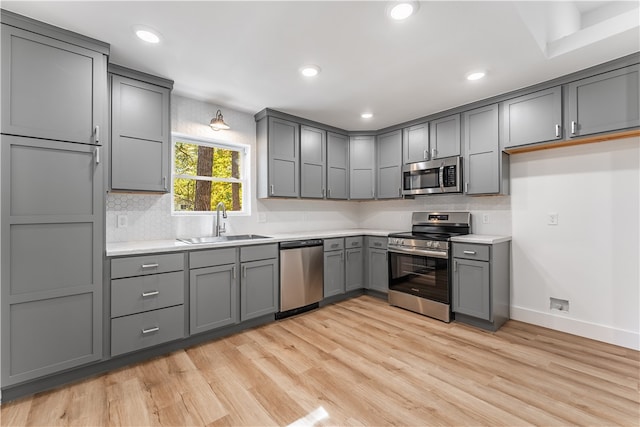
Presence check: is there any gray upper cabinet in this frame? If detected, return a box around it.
[377,130,403,199]
[463,104,508,195]
[110,68,173,192]
[326,132,349,200]
[430,114,461,158]
[503,87,562,148]
[403,122,429,164]
[300,125,326,199]
[1,24,106,145]
[267,117,300,197]
[349,135,376,199]
[567,65,640,138]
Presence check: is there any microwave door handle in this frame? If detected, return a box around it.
[439,164,445,192]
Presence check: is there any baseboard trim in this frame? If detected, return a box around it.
[510,306,639,350]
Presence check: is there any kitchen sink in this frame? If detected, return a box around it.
[177,234,271,244]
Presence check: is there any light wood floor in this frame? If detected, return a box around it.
[2,295,639,426]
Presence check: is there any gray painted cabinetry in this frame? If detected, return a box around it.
[403,122,429,164]
[110,66,173,192]
[567,65,639,138]
[257,117,300,198]
[326,132,349,199]
[430,114,461,158]
[1,12,107,387]
[503,87,562,148]
[300,125,327,198]
[365,237,388,293]
[239,244,279,321]
[324,238,345,297]
[377,130,403,199]
[345,237,364,291]
[349,135,376,199]
[452,241,510,331]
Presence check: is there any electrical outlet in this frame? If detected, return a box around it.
[550,297,569,312]
[117,214,128,228]
[482,214,490,224]
[548,212,559,225]
[257,212,267,223]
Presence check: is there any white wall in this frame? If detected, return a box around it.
[510,137,640,350]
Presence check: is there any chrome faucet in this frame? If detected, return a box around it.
[215,202,227,236]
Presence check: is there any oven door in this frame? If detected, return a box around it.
[388,249,450,304]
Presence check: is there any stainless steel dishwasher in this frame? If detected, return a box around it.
[276,239,324,319]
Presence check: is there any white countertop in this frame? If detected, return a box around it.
[106,228,398,257]
[450,234,512,244]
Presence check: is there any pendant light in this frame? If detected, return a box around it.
[210,109,230,131]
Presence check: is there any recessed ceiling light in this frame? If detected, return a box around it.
[300,65,321,77]
[466,71,486,81]
[388,1,419,21]
[135,27,161,44]
[361,112,373,119]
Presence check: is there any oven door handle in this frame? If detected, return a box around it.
[388,247,449,259]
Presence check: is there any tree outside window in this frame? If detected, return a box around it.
[172,134,247,213]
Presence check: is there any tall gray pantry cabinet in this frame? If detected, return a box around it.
[1,11,108,387]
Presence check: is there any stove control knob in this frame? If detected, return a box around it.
[426,241,433,248]
[432,242,440,249]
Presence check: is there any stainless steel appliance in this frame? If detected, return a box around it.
[387,212,471,322]
[402,156,462,196]
[276,239,324,319]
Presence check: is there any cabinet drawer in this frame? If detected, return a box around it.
[190,247,237,269]
[453,243,490,261]
[367,236,388,250]
[324,238,344,251]
[111,253,184,279]
[111,271,184,318]
[240,244,278,262]
[345,236,363,248]
[111,305,184,356]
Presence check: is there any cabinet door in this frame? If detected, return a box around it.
[111,74,170,192]
[240,259,278,321]
[403,122,429,164]
[1,136,103,386]
[567,65,640,137]
[189,264,238,334]
[430,114,461,158]
[268,117,299,197]
[452,258,491,321]
[368,249,389,292]
[345,248,364,291]
[326,132,349,199]
[300,125,326,198]
[349,136,375,199]
[324,250,345,297]
[1,25,105,145]
[377,130,403,199]
[463,104,500,195]
[503,87,562,148]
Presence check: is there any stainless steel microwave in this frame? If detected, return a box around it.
[402,156,462,195]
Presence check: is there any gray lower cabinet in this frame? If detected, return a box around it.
[349,135,376,199]
[110,252,185,356]
[1,136,104,386]
[300,125,326,198]
[189,248,239,334]
[503,86,563,148]
[110,66,173,192]
[567,64,640,138]
[430,113,461,159]
[326,132,349,199]
[257,116,300,198]
[324,238,345,297]
[345,237,364,291]
[365,237,388,293]
[403,122,429,164]
[377,130,403,199]
[240,244,279,321]
[463,104,509,195]
[1,18,107,145]
[452,241,510,331]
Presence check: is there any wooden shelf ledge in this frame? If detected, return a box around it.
[505,129,640,154]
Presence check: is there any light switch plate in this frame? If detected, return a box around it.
[482,214,490,224]
[548,212,558,225]
[117,214,128,228]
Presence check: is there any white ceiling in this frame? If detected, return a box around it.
[2,1,639,130]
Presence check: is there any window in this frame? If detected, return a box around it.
[172,132,249,214]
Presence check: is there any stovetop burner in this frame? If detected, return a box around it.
[388,211,471,253]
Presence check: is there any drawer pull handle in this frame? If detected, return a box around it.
[331,244,339,248]
[463,250,476,255]
[142,290,160,297]
[141,263,159,269]
[374,242,382,247]
[142,326,159,334]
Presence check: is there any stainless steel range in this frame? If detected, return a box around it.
[387,212,471,322]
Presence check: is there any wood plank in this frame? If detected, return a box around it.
[504,129,640,154]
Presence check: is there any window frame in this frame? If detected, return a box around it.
[171,131,251,216]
